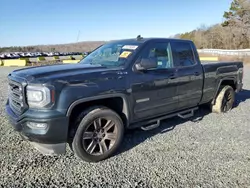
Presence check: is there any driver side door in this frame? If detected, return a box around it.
[129,40,179,121]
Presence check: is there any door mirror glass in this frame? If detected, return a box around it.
[135,57,158,70]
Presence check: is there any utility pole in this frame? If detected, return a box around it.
[76,30,81,43]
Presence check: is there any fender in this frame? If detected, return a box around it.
[212,77,237,104]
[66,93,131,127]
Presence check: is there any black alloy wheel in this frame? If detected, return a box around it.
[212,85,235,113]
[82,118,118,155]
[72,106,124,162]
[221,88,234,112]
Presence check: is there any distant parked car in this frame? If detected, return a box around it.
[47,52,54,57]
[0,54,6,59]
[6,53,20,59]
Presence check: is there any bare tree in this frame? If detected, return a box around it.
[222,0,250,48]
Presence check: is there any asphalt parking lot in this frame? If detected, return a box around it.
[0,66,250,187]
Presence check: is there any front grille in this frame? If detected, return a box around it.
[8,79,26,114]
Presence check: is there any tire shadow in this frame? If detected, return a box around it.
[234,89,250,107]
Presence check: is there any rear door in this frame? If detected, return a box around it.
[170,41,203,109]
[130,40,179,121]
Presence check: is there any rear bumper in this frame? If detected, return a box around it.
[5,104,69,155]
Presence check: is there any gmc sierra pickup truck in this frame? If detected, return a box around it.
[6,37,244,162]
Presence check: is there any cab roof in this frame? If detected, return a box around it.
[108,36,193,44]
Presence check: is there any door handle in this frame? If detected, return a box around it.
[169,74,177,79]
[194,72,200,76]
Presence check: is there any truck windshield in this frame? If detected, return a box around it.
[79,41,141,67]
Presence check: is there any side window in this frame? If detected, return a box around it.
[171,42,196,67]
[138,42,173,69]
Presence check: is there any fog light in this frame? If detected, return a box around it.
[26,122,48,130]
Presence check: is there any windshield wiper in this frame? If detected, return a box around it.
[89,62,107,68]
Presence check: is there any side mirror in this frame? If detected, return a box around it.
[135,58,157,70]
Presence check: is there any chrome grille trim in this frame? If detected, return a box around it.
[8,79,26,114]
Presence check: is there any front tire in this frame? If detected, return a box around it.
[72,106,124,162]
[211,85,235,113]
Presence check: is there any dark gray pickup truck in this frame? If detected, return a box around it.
[5,37,244,162]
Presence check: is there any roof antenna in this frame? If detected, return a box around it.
[137,35,143,40]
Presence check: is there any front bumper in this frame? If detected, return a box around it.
[5,104,69,155]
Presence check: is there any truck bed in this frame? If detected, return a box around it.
[200,61,244,104]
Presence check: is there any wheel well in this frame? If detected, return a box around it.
[212,79,237,105]
[67,97,128,140]
[220,79,236,90]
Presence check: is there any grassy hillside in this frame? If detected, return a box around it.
[0,41,105,53]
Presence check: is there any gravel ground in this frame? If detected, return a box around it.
[0,66,250,188]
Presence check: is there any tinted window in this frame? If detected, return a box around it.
[137,42,173,69]
[171,41,196,67]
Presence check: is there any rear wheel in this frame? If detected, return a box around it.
[72,106,124,162]
[211,85,235,113]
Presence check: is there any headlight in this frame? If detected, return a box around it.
[26,85,54,108]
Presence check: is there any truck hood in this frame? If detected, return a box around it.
[10,63,121,84]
